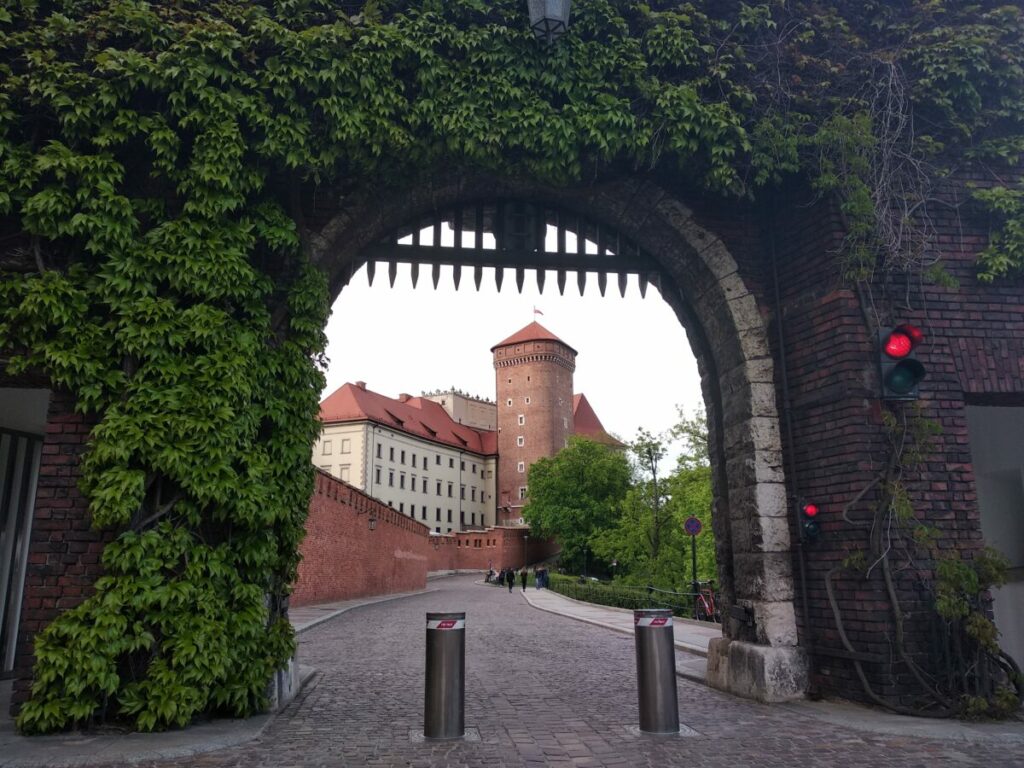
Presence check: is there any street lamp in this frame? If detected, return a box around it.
[527,0,571,45]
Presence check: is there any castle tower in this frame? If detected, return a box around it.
[491,321,577,524]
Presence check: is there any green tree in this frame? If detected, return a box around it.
[523,437,630,574]
[590,409,716,589]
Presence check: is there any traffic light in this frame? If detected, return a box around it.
[800,502,821,544]
[879,324,926,400]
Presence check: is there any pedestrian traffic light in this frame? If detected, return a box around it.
[879,324,926,400]
[800,502,821,544]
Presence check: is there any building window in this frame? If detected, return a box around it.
[340,465,350,482]
[460,511,465,524]
[435,455,441,465]
[422,506,427,520]
[435,527,441,534]
[460,485,465,500]
[517,461,525,473]
[422,478,427,493]
[447,483,453,497]
[518,414,525,426]
[436,480,442,495]
[436,508,441,521]
[399,502,404,513]
[423,457,428,470]
[460,460,465,471]
[375,467,381,484]
[411,452,416,465]
[563,417,568,429]
[341,438,351,454]
[389,446,395,461]
[377,444,382,459]
[399,473,405,489]
[472,463,477,474]
[449,457,454,468]
[471,487,476,501]
[519,486,528,499]
[322,440,332,455]
[446,527,452,534]
[471,513,476,526]
[516,436,525,447]
[447,509,452,522]
[388,471,394,487]
[525,396,531,405]
[400,449,406,464]
[318,464,331,473]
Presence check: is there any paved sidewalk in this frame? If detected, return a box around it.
[2,576,1022,768]
[518,585,718,682]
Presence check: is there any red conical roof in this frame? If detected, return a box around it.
[490,321,577,354]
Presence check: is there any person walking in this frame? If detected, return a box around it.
[520,568,528,592]
[506,568,514,593]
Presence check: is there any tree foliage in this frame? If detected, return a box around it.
[0,0,1022,731]
[522,436,631,574]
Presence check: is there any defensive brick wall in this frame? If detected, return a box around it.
[425,526,560,574]
[291,470,430,606]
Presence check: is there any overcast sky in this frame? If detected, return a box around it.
[322,263,704,454]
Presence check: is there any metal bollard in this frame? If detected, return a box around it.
[424,611,465,740]
[634,608,679,733]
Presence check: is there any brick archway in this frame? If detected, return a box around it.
[307,173,807,702]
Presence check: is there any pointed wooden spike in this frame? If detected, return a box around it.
[557,270,567,295]
[639,272,649,298]
[536,269,546,294]
[388,261,398,288]
[577,270,587,296]
[432,263,441,289]
[597,272,607,297]
[366,260,376,286]
[618,272,628,298]
[515,267,525,293]
[410,262,420,288]
[495,267,504,292]
[452,264,462,290]
[474,265,483,291]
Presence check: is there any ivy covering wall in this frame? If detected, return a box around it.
[0,0,1022,732]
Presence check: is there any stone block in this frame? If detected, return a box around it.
[706,639,808,703]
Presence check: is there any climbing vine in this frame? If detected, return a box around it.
[1,0,1022,731]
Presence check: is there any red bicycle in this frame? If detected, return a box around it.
[692,580,721,623]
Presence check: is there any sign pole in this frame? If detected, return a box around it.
[683,516,702,619]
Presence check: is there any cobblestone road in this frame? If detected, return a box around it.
[129,576,1019,768]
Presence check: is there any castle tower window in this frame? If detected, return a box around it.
[517,461,525,473]
[518,414,525,425]
[516,436,525,447]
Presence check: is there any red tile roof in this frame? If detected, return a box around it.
[320,382,497,456]
[490,321,578,355]
[573,393,624,447]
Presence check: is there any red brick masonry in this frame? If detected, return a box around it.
[291,470,559,607]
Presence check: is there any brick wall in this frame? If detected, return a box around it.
[765,177,1024,705]
[10,391,111,712]
[291,470,431,606]
[425,526,560,573]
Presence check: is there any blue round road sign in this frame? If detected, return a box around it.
[684,516,702,536]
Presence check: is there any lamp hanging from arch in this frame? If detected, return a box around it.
[527,0,571,45]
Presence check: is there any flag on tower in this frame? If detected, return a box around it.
[533,307,544,316]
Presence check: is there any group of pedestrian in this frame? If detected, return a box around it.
[487,565,551,592]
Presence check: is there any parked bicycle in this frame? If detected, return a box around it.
[692,580,721,623]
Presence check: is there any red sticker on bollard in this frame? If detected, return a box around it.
[426,618,465,630]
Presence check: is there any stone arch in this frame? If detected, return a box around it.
[305,172,807,701]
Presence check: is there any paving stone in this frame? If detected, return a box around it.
[75,576,1023,768]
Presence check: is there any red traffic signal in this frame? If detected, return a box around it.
[879,324,926,400]
[799,501,821,543]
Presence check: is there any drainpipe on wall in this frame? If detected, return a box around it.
[767,211,817,693]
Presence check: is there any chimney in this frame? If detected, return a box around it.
[398,393,412,403]
[354,381,367,390]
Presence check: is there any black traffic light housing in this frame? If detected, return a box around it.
[879,324,926,400]
[799,501,821,544]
